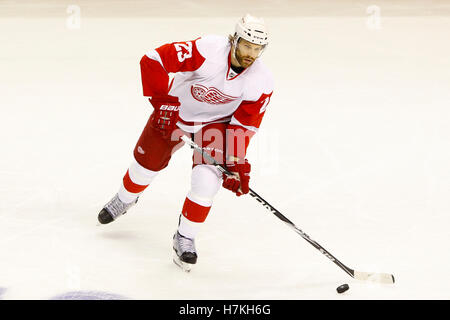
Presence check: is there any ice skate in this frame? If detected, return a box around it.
[172,231,197,272]
[98,194,138,224]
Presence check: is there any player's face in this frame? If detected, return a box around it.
[235,38,264,68]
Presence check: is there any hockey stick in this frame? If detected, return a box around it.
[181,135,395,284]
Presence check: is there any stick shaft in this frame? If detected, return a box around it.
[181,135,356,277]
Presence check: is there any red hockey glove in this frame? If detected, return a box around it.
[149,95,181,137]
[222,157,251,197]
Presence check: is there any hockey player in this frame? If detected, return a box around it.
[98,14,273,272]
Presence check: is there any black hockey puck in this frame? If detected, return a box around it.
[336,284,349,294]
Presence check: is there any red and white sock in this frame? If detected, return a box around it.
[177,165,221,239]
[118,159,159,203]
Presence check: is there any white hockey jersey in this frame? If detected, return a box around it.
[140,35,274,134]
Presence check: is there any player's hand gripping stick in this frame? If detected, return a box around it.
[222,157,251,196]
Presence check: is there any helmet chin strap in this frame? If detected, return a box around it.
[231,37,242,67]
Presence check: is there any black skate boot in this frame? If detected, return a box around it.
[98,194,138,224]
[173,231,197,272]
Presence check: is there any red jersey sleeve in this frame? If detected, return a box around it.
[140,38,206,97]
[226,92,273,159]
[231,92,272,132]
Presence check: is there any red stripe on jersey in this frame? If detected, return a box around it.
[123,170,149,194]
[226,92,272,159]
[225,51,247,81]
[155,38,205,73]
[232,92,272,130]
[178,114,232,127]
[182,197,211,223]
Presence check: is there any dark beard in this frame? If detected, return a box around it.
[235,49,253,68]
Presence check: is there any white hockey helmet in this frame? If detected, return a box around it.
[234,14,269,47]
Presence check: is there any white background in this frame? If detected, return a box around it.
[0,0,449,299]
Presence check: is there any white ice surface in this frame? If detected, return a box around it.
[1,1,450,299]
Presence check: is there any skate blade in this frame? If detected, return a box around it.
[172,252,193,273]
